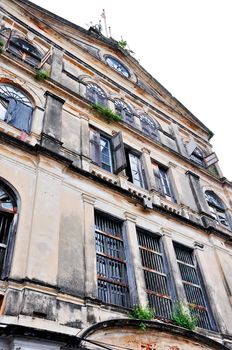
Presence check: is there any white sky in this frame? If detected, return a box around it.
[30,0,232,181]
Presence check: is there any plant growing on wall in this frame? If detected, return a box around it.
[0,38,5,53]
[34,68,49,81]
[171,301,198,331]
[92,103,122,123]
[129,304,154,331]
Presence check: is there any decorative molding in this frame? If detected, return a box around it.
[82,193,96,205]
[124,211,137,223]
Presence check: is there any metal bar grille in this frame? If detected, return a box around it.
[174,245,212,330]
[95,213,130,307]
[137,229,172,319]
[0,213,12,273]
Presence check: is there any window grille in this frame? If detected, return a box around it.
[95,213,130,307]
[174,245,214,330]
[137,229,172,319]
[140,114,159,141]
[0,183,16,276]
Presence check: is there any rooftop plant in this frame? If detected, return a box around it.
[172,301,198,331]
[129,304,154,331]
[92,103,122,123]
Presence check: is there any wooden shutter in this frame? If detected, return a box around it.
[186,139,197,156]
[111,132,126,174]
[89,128,101,166]
[153,163,162,192]
[204,152,218,168]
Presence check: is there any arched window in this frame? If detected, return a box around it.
[6,32,43,68]
[0,181,17,278]
[205,191,229,227]
[105,56,130,78]
[86,82,107,107]
[140,114,159,141]
[0,84,33,133]
[114,99,134,125]
[190,147,205,167]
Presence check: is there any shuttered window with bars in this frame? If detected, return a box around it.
[137,229,173,319]
[174,244,216,330]
[95,212,130,308]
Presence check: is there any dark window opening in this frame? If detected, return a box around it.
[105,56,130,78]
[137,229,173,319]
[0,84,33,133]
[190,147,205,167]
[174,244,216,330]
[95,212,130,307]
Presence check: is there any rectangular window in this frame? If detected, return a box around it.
[125,151,147,189]
[152,163,175,201]
[95,212,130,307]
[174,244,215,330]
[137,228,172,319]
[90,128,113,172]
[90,129,127,174]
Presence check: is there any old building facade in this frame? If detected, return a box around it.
[0,1,232,349]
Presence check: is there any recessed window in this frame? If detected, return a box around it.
[105,56,130,78]
[86,82,107,106]
[140,114,159,141]
[205,191,229,227]
[6,33,43,68]
[152,163,175,202]
[190,147,205,167]
[0,182,17,278]
[174,244,216,330]
[95,212,130,307]
[0,84,33,133]
[137,229,173,319]
[125,151,147,189]
[114,99,134,125]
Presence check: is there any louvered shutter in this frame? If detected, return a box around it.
[89,128,101,166]
[111,132,126,174]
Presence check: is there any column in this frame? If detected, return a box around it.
[41,92,65,153]
[81,116,91,171]
[123,212,147,306]
[161,228,186,301]
[82,194,97,298]
[50,47,63,83]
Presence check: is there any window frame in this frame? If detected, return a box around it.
[205,191,229,227]
[94,211,131,308]
[0,84,33,133]
[137,228,174,320]
[86,82,107,107]
[174,243,216,331]
[140,114,159,141]
[125,149,147,189]
[104,55,130,78]
[152,162,175,202]
[114,99,134,125]
[89,127,113,173]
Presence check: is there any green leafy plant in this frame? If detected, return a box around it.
[129,304,154,331]
[0,38,4,53]
[92,103,122,123]
[34,68,49,81]
[172,301,198,331]
[118,39,127,50]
